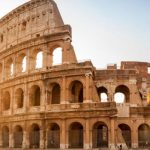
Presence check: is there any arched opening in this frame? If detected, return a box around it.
[114,85,130,103]
[22,56,27,72]
[15,88,24,108]
[114,93,125,103]
[52,47,62,65]
[51,83,61,104]
[69,122,83,148]
[97,87,108,102]
[14,125,23,148]
[1,34,3,43]
[30,85,41,106]
[92,122,108,148]
[17,54,27,73]
[35,51,43,69]
[2,126,9,148]
[6,58,13,77]
[47,123,60,148]
[70,81,83,103]
[29,124,40,148]
[138,124,150,148]
[3,91,10,111]
[118,124,131,148]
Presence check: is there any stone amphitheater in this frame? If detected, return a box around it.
[0,0,149,149]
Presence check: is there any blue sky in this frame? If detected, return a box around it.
[0,0,150,68]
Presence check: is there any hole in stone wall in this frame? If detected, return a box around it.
[22,56,27,72]
[1,34,3,42]
[148,67,150,74]
[114,92,125,103]
[36,51,43,69]
[52,47,62,66]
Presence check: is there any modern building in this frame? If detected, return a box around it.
[0,0,150,149]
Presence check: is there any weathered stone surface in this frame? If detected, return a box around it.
[0,0,149,149]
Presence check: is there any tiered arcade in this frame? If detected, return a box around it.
[0,0,150,149]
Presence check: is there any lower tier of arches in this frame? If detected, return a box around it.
[0,119,149,149]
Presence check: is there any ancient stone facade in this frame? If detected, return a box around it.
[0,0,150,149]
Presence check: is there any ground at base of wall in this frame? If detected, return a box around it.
[0,148,149,150]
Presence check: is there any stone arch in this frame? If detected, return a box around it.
[30,49,43,70]
[3,91,11,111]
[29,85,41,106]
[15,88,24,108]
[2,126,9,148]
[138,124,150,148]
[35,51,43,69]
[52,47,62,65]
[29,123,40,148]
[97,86,108,102]
[69,80,84,103]
[118,124,131,148]
[69,122,83,148]
[14,125,23,148]
[5,58,14,77]
[50,83,61,104]
[92,121,108,148]
[16,53,27,73]
[47,123,60,148]
[114,85,130,103]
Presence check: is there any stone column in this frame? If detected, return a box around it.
[84,72,92,103]
[26,49,30,73]
[40,84,46,111]
[132,126,138,148]
[10,88,14,115]
[24,83,28,113]
[13,54,16,77]
[84,119,90,149]
[61,76,67,104]
[23,130,29,148]
[46,45,53,67]
[109,118,116,150]
[9,132,13,148]
[40,129,45,149]
[0,130,2,147]
[60,119,66,149]
[43,45,52,68]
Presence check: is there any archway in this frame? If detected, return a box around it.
[70,81,83,103]
[97,87,108,102]
[47,123,60,148]
[2,126,9,147]
[69,122,83,148]
[3,91,10,111]
[118,124,131,148]
[29,124,40,148]
[92,122,108,148]
[51,83,61,104]
[35,51,43,69]
[138,124,150,148]
[15,88,24,108]
[22,56,27,72]
[29,85,41,106]
[5,58,13,77]
[14,125,23,148]
[114,85,130,103]
[52,47,62,65]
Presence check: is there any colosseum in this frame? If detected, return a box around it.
[0,0,149,149]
